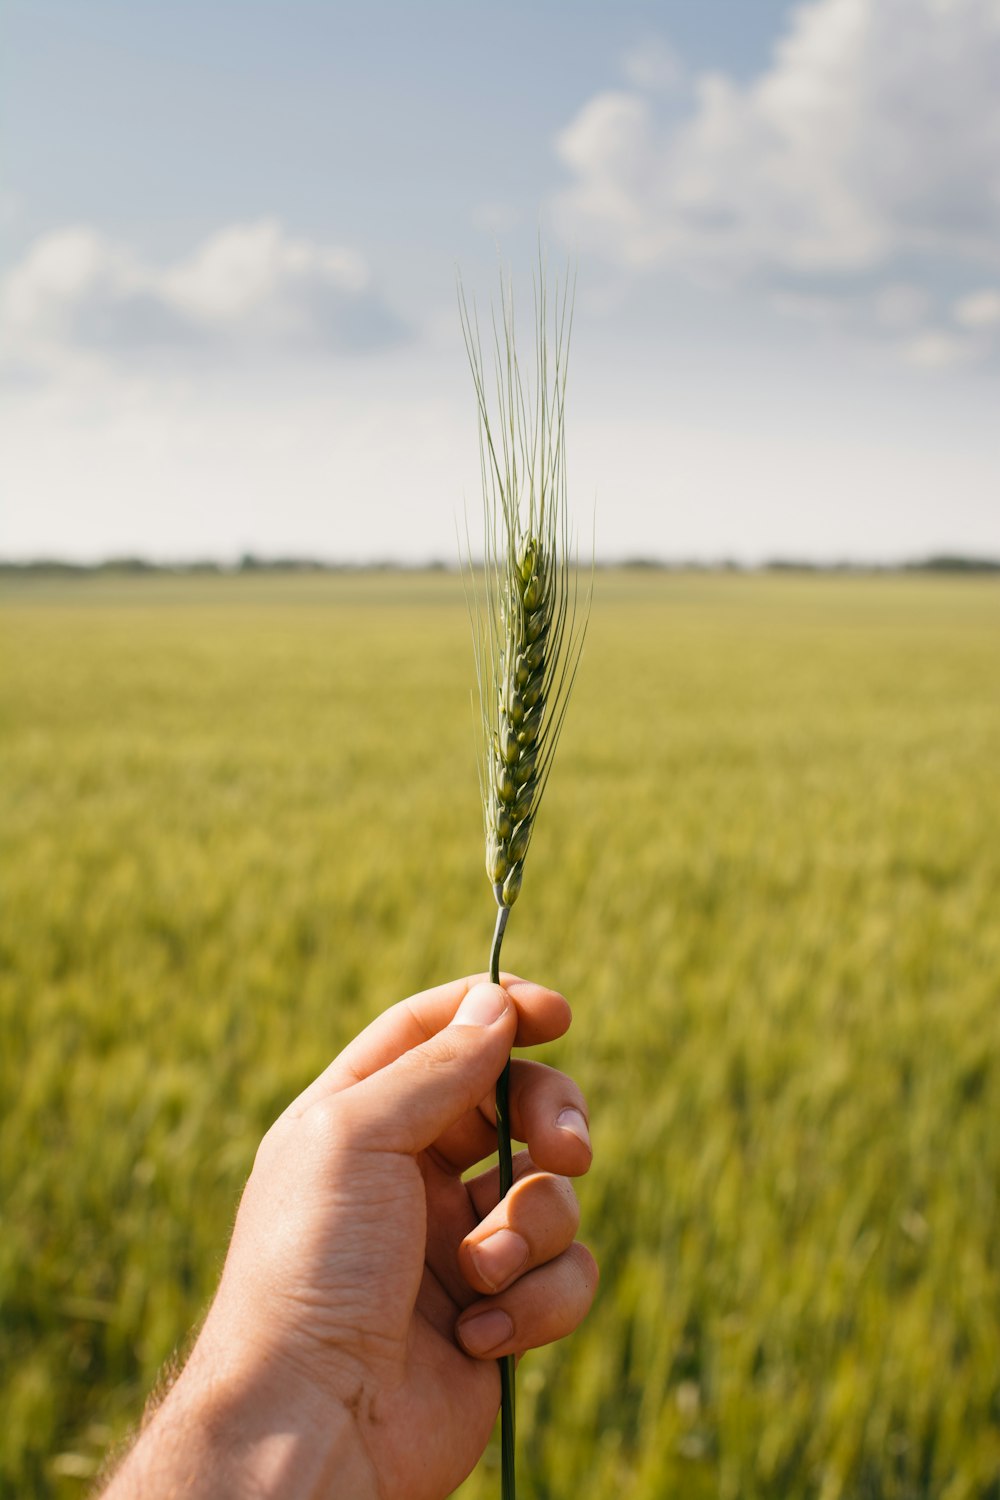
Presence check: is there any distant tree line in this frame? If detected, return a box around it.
[1,554,998,576]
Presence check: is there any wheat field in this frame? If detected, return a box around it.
[2,568,999,1499]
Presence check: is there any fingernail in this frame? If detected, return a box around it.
[471,1229,529,1290]
[459,1307,514,1356]
[556,1107,591,1153]
[451,983,508,1028]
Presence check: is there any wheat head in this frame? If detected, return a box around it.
[460,266,589,912]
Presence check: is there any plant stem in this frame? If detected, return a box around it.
[489,900,516,1500]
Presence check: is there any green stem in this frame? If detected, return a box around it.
[489,900,516,1500]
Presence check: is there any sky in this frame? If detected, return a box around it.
[1,0,998,564]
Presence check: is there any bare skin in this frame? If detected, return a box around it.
[101,974,597,1500]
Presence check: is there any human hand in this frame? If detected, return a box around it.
[103,975,596,1500]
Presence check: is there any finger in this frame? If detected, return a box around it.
[286,974,570,1119]
[420,1152,541,1315]
[459,1172,581,1295]
[507,1060,592,1174]
[456,1244,598,1359]
[330,983,517,1155]
[431,1060,592,1177]
[465,1150,539,1216]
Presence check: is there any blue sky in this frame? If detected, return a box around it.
[2,0,998,562]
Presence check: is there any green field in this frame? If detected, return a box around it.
[2,569,1000,1500]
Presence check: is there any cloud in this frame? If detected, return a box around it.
[954,288,1000,328]
[553,0,1000,353]
[0,220,409,368]
[900,330,983,370]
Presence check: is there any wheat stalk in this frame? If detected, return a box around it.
[460,261,589,1500]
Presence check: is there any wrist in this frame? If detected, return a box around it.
[103,1335,375,1500]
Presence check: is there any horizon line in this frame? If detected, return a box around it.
[2,552,1000,576]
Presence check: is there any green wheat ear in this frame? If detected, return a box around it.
[459,262,590,1500]
[461,265,590,916]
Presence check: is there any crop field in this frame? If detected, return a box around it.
[2,568,1000,1500]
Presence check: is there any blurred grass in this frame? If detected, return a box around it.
[1,569,999,1499]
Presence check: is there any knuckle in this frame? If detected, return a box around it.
[299,1093,355,1151]
[423,1030,468,1070]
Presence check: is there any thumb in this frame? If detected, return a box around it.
[336,984,516,1155]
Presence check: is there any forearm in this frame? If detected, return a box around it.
[100,1338,374,1500]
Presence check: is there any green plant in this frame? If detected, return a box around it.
[460,266,590,1500]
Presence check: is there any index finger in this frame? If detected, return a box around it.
[285,974,571,1119]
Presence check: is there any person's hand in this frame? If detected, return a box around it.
[103,974,597,1500]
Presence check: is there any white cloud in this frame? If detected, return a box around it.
[162,222,369,326]
[0,220,408,368]
[901,330,982,370]
[3,228,141,336]
[954,287,1000,327]
[555,0,1000,286]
